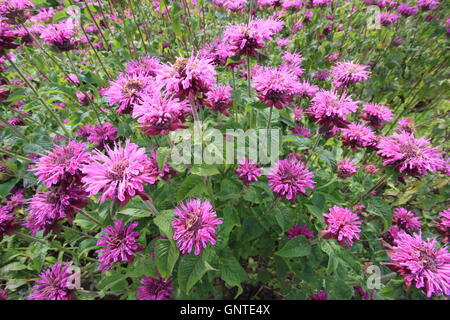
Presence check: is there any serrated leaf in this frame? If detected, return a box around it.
[275,237,311,258]
[155,239,179,280]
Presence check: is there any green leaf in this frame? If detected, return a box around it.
[118,208,152,218]
[275,237,311,258]
[367,197,392,231]
[153,210,175,238]
[177,254,210,294]
[155,239,179,280]
[176,174,206,201]
[219,251,247,288]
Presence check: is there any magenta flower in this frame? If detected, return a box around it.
[103,72,153,114]
[252,66,302,109]
[281,52,304,77]
[32,141,90,187]
[28,263,76,300]
[297,81,319,97]
[157,55,216,99]
[386,232,450,297]
[0,289,7,300]
[309,291,328,300]
[323,206,362,248]
[132,91,189,136]
[397,117,414,133]
[434,208,450,243]
[79,122,117,149]
[341,122,376,150]
[199,37,235,66]
[392,208,421,231]
[81,139,159,205]
[25,185,88,235]
[0,205,18,240]
[125,56,161,77]
[379,12,400,26]
[397,3,418,17]
[290,125,310,137]
[172,199,223,255]
[137,275,174,300]
[364,164,379,174]
[282,0,304,10]
[223,18,283,57]
[377,131,445,176]
[286,224,314,239]
[40,19,79,51]
[30,7,55,23]
[361,103,393,128]
[205,85,233,116]
[331,61,371,87]
[337,158,360,178]
[235,157,262,186]
[307,90,358,129]
[0,0,34,24]
[417,0,440,11]
[0,21,18,50]
[96,220,143,272]
[267,157,315,202]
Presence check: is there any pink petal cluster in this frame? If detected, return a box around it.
[235,157,262,186]
[337,158,360,178]
[392,208,421,231]
[96,219,143,272]
[77,122,117,149]
[386,232,450,297]
[81,140,159,204]
[286,224,314,239]
[40,19,79,51]
[172,199,223,255]
[205,85,233,116]
[32,141,91,187]
[361,103,393,128]
[28,263,75,300]
[137,275,174,300]
[267,157,315,201]
[323,206,362,247]
[331,61,371,87]
[125,56,161,77]
[341,122,377,150]
[434,208,450,243]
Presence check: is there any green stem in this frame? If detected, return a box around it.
[0,147,30,161]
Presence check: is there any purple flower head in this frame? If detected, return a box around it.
[290,125,310,138]
[0,205,18,240]
[172,199,223,255]
[0,21,18,50]
[199,37,235,67]
[40,19,79,51]
[379,12,400,26]
[354,286,374,300]
[0,0,34,24]
[337,158,360,178]
[361,103,393,128]
[0,289,7,300]
[341,122,377,150]
[96,220,143,272]
[397,117,414,133]
[137,275,174,300]
[310,291,328,300]
[205,85,233,116]
[293,106,303,122]
[397,3,418,17]
[364,164,379,174]
[235,157,262,186]
[82,122,117,149]
[286,224,314,239]
[32,141,90,187]
[331,61,371,87]
[223,18,283,57]
[103,72,153,114]
[281,52,304,77]
[386,232,450,297]
[323,206,362,248]
[314,70,330,81]
[434,208,450,243]
[282,0,303,10]
[25,184,88,236]
[157,55,216,99]
[28,263,76,300]
[81,139,159,205]
[252,66,302,109]
[392,208,421,231]
[267,157,315,202]
[417,0,440,11]
[132,90,190,136]
[377,131,445,176]
[307,90,358,129]
[30,7,55,23]
[125,56,161,77]
[277,38,290,48]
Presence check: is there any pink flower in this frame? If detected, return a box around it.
[223,18,283,57]
[103,72,153,114]
[397,3,418,17]
[417,0,440,11]
[28,263,75,300]
[172,199,223,255]
[377,131,445,176]
[40,19,79,51]
[125,56,161,77]
[81,122,117,149]
[331,61,371,87]
[0,205,18,240]
[132,91,189,136]
[341,122,377,150]
[25,185,88,235]
[32,141,90,187]
[323,206,362,248]
[0,21,18,50]
[379,12,400,26]
[0,0,34,24]
[282,0,304,10]
[386,232,450,297]
[252,66,302,109]
[392,208,421,231]
[281,52,304,77]
[361,103,393,128]
[434,208,450,243]
[235,157,262,186]
[157,55,216,99]
[337,158,360,178]
[307,90,358,129]
[290,125,310,137]
[267,157,315,202]
[138,275,174,300]
[286,224,314,239]
[364,164,379,174]
[81,139,159,205]
[205,85,233,116]
[96,220,143,272]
